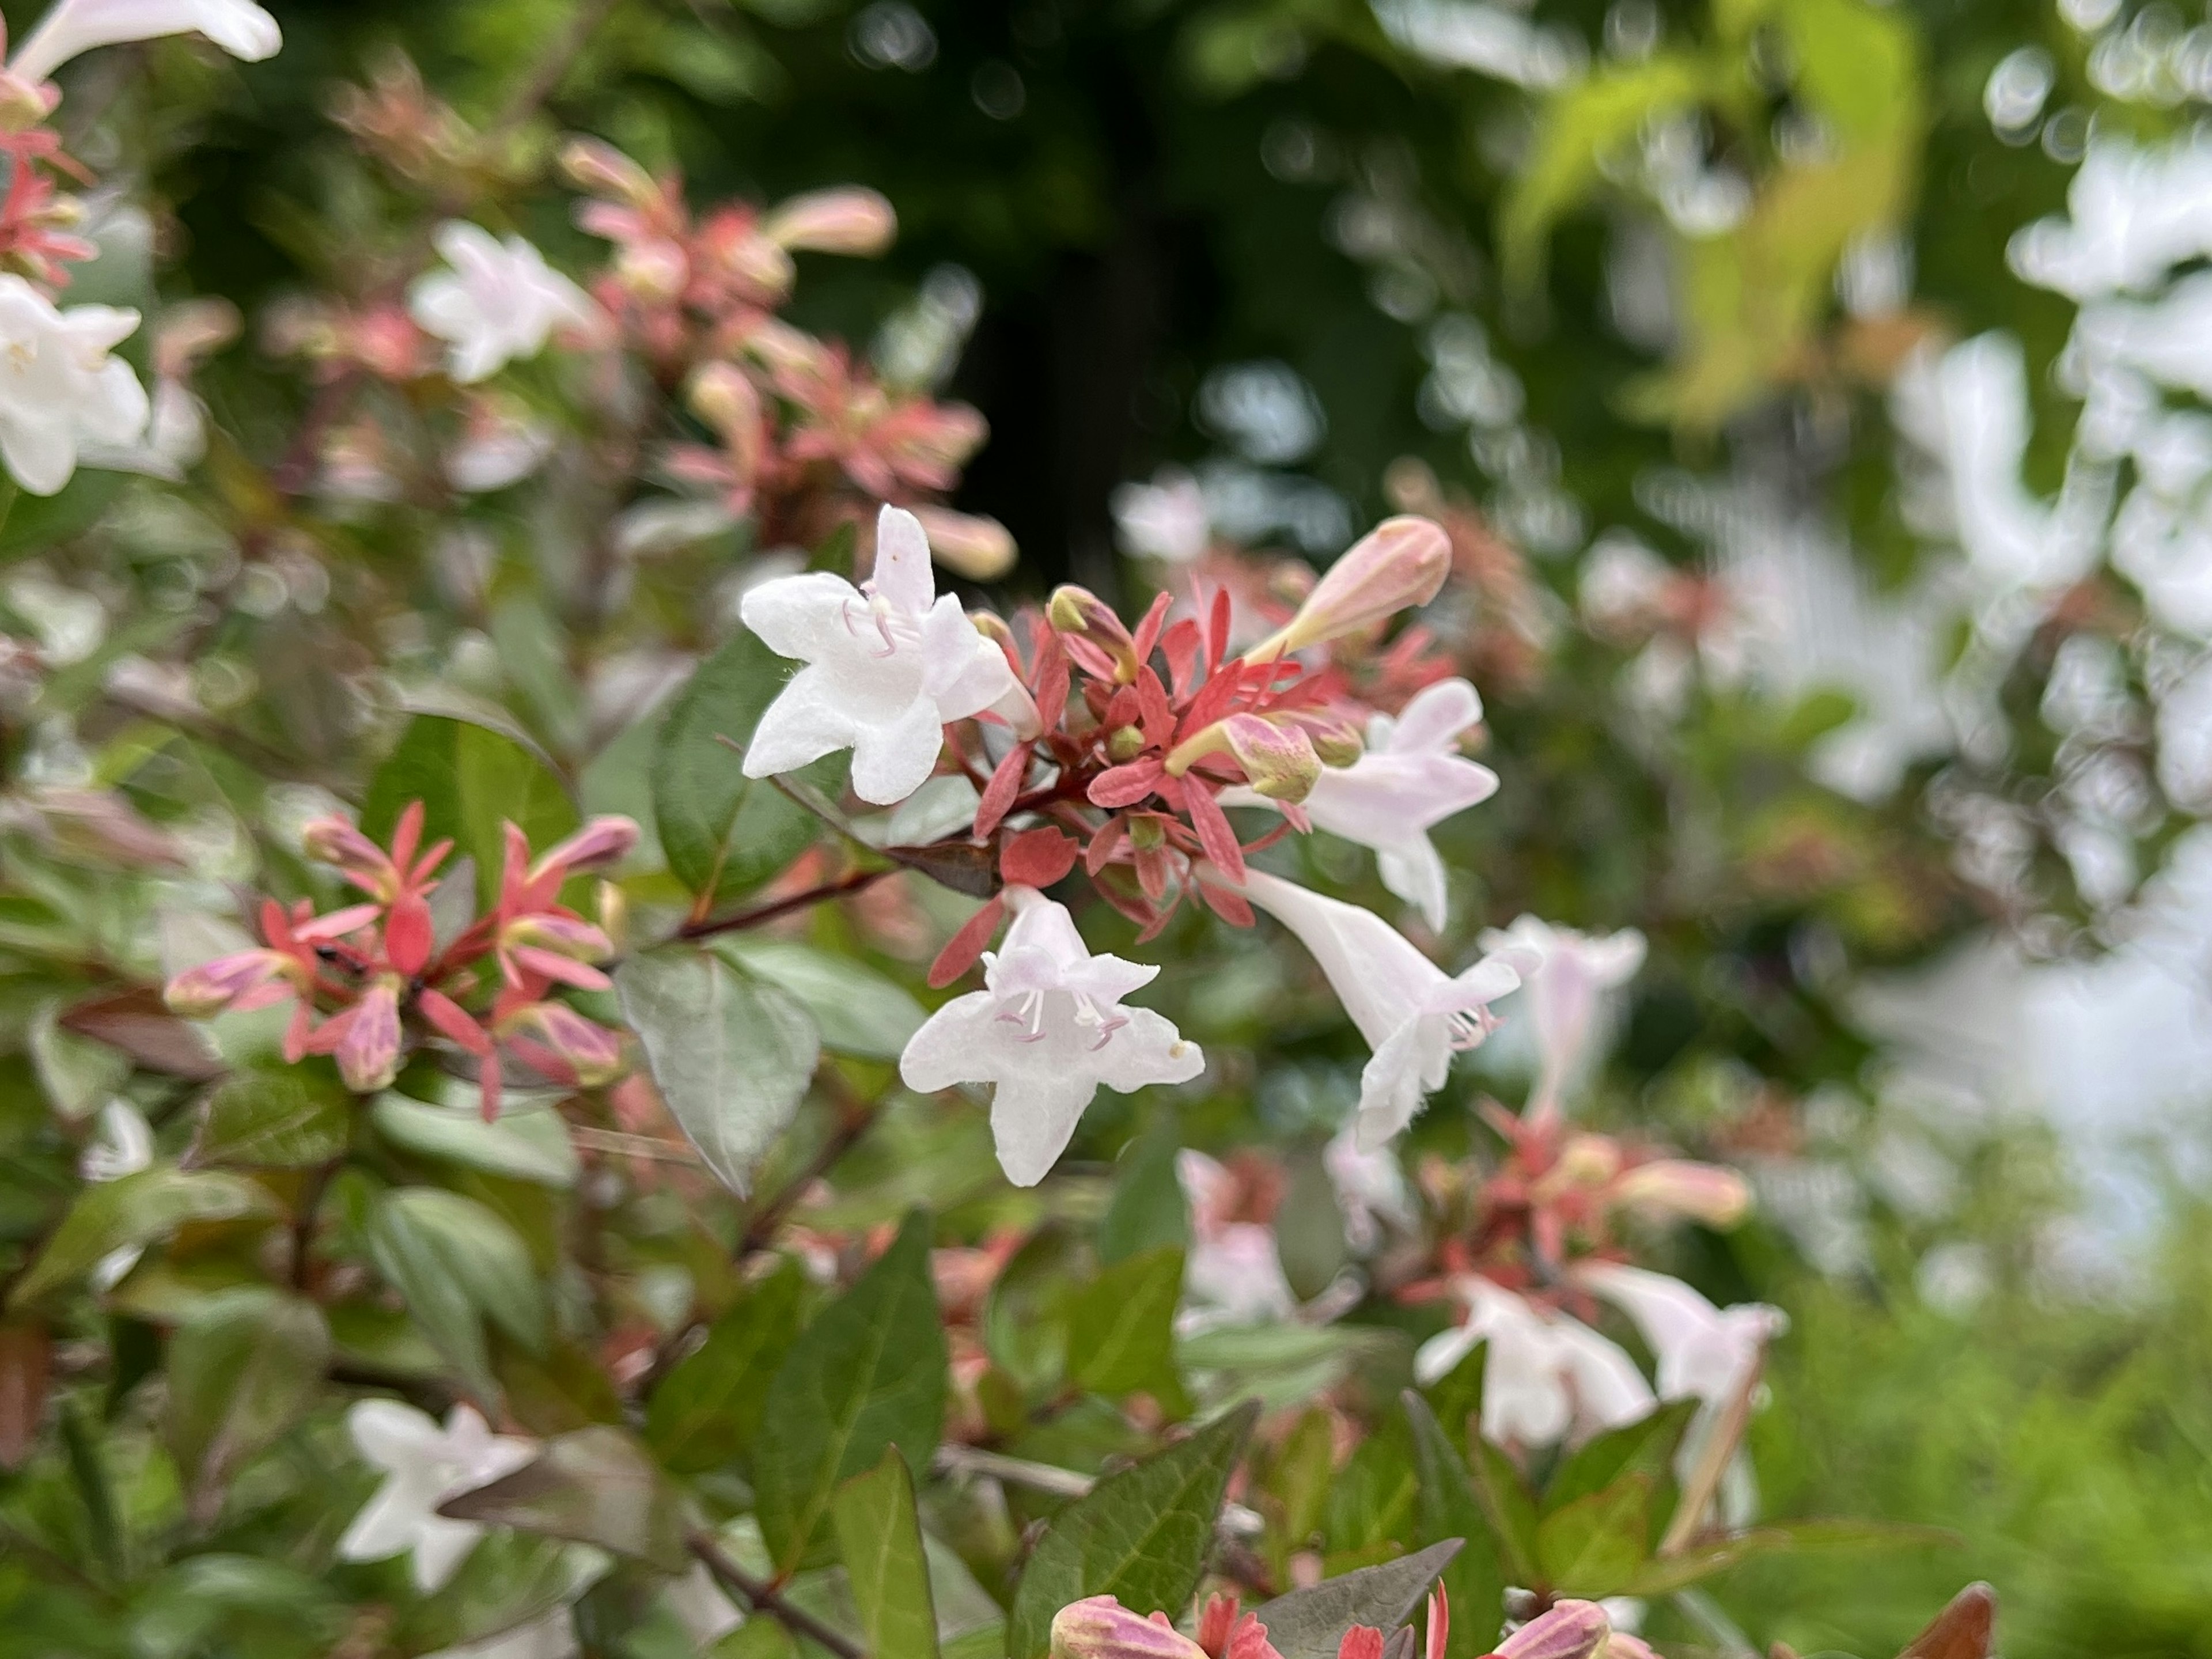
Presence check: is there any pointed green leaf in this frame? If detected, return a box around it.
[714,937,925,1060]
[369,1187,547,1406]
[1096,1117,1190,1267]
[194,1066,353,1168]
[1065,1247,1183,1399]
[165,1287,331,1525]
[1536,1473,1651,1597]
[615,946,820,1197]
[646,1260,806,1473]
[9,1167,279,1309]
[653,631,820,901]
[755,1212,948,1570]
[1006,1400,1260,1659]
[1402,1394,1508,1655]
[1249,1539,1465,1659]
[1542,1399,1697,1516]
[834,1449,942,1659]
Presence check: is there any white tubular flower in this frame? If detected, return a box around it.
[9,0,280,84]
[740,504,1019,805]
[1323,1122,1418,1253]
[0,277,149,496]
[1414,1277,1655,1449]
[1477,914,1646,1123]
[1238,869,1526,1150]
[336,1401,537,1592]
[409,224,597,385]
[900,888,1203,1186]
[1225,678,1498,931]
[1572,1262,1785,1409]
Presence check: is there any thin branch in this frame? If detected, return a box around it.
[1658,1352,1762,1556]
[677,867,892,941]
[567,1124,705,1165]
[689,1530,867,1659]
[738,1073,882,1254]
[933,1442,1267,1539]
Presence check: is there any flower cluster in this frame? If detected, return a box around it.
[165,802,637,1113]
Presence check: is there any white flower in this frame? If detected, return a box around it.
[9,0,280,85]
[1323,1123,1416,1253]
[422,1609,579,1659]
[741,504,1021,805]
[1175,1150,1297,1331]
[1572,1262,1785,1409]
[410,224,597,385]
[900,888,1204,1185]
[446,408,555,493]
[1477,915,1645,1122]
[1111,467,1211,563]
[336,1401,537,1592]
[80,1100,153,1291]
[1238,869,1525,1150]
[1414,1276,1654,1449]
[0,276,149,496]
[1225,678,1498,931]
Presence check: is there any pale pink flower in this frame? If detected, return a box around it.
[1478,914,1646,1124]
[336,1401,536,1592]
[410,223,597,384]
[1572,1262,1785,1410]
[1414,1277,1654,1449]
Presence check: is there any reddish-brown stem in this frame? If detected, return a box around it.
[688,1531,866,1659]
[676,867,892,940]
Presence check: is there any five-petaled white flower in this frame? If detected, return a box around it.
[0,276,149,497]
[9,0,281,85]
[741,503,1022,805]
[1415,1275,1655,1449]
[1225,677,1497,931]
[900,887,1204,1185]
[1477,915,1646,1123]
[409,224,597,385]
[1572,1261,1785,1410]
[336,1400,537,1592]
[1238,869,1527,1150]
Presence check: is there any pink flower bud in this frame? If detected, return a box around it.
[688,361,762,438]
[529,816,641,882]
[911,505,1017,581]
[1222,714,1321,803]
[164,949,291,1018]
[616,238,689,302]
[329,980,404,1094]
[506,1002,624,1086]
[301,815,399,896]
[1494,1602,1610,1659]
[1256,516,1451,657]
[559,138,658,207]
[1609,1159,1751,1228]
[762,187,897,256]
[1051,1599,1210,1659]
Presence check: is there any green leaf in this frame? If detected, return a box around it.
[755,1211,948,1570]
[834,1449,942,1659]
[392,1533,608,1657]
[646,1260,806,1473]
[8,1167,279,1309]
[193,1066,353,1168]
[1402,1394,1509,1656]
[1248,1540,1465,1659]
[1535,1474,1652,1597]
[1324,1415,1417,1556]
[438,1425,690,1573]
[1542,1399,1697,1516]
[363,713,578,907]
[653,631,820,902]
[713,937,926,1061]
[1096,1118,1190,1267]
[1005,1400,1260,1659]
[165,1287,330,1526]
[1065,1247,1183,1399]
[615,946,820,1197]
[370,1093,580,1187]
[369,1187,547,1405]
[1275,1153,1347,1302]
[1615,1520,1962,1596]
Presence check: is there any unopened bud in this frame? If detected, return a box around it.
[616,238,688,302]
[762,187,897,256]
[559,138,657,206]
[1556,1132,1623,1187]
[1048,585,1139,679]
[1610,1159,1751,1228]
[912,505,1016,581]
[1251,516,1450,658]
[688,361,761,437]
[1050,1598,1209,1659]
[531,815,642,881]
[1307,717,1365,769]
[1128,815,1166,850]
[1107,725,1146,763]
[969,610,1016,649]
[1222,714,1320,802]
[745,317,829,378]
[596,880,629,956]
[1495,1601,1610,1659]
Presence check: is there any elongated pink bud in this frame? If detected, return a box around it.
[506,1002,624,1086]
[1051,1598,1210,1659]
[301,815,398,896]
[529,816,641,882]
[332,981,404,1094]
[911,505,1016,581]
[1610,1159,1751,1228]
[559,138,658,207]
[762,187,897,256]
[1253,516,1450,657]
[164,949,291,1017]
[1223,714,1321,802]
[1493,1601,1609,1659]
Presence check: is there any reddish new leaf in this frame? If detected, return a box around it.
[1000,827,1078,888]
[1089,757,1166,809]
[974,742,1033,839]
[1184,781,1245,882]
[928,895,1006,988]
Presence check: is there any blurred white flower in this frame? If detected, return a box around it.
[446,401,556,493]
[336,1401,537,1592]
[1176,1152,1297,1331]
[2007,133,2212,301]
[1573,1262,1785,1408]
[1478,915,1645,1123]
[1414,1277,1654,1448]
[1322,1123,1416,1253]
[900,888,1203,1185]
[10,0,280,85]
[1111,467,1211,563]
[1241,869,1525,1149]
[410,224,597,385]
[79,1100,152,1291]
[740,504,1021,805]
[0,277,149,496]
